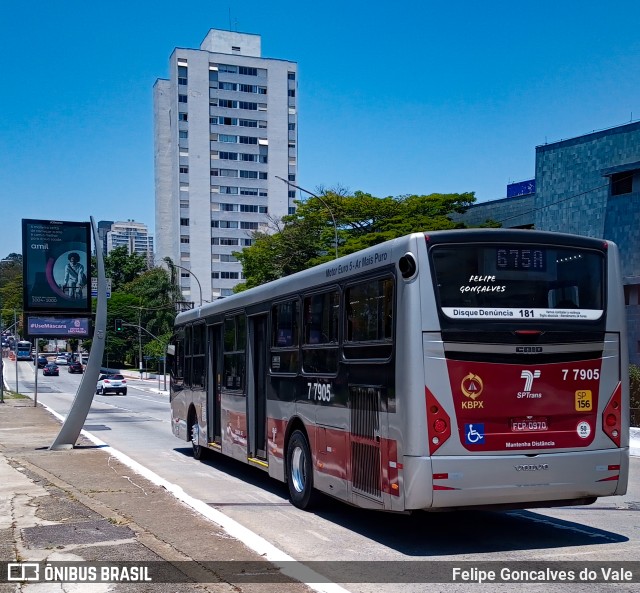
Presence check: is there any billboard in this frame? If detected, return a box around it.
[27,316,91,338]
[22,219,92,313]
[507,179,536,198]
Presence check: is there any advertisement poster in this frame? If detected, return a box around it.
[27,316,91,338]
[22,219,91,313]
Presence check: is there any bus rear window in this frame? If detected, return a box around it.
[431,244,604,321]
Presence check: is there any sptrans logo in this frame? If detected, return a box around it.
[461,373,484,408]
[518,370,542,399]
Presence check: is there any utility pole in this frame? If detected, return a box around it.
[138,306,143,379]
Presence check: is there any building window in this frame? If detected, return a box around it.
[219,99,238,109]
[239,66,257,76]
[239,136,258,145]
[221,271,240,279]
[220,221,239,229]
[220,238,239,246]
[180,218,189,226]
[180,166,189,174]
[241,222,259,230]
[180,236,190,244]
[219,152,239,160]
[242,239,254,246]
[179,130,188,139]
[178,94,188,103]
[288,89,296,97]
[611,172,633,196]
[288,72,296,80]
[178,65,188,86]
[288,174,296,181]
[288,191,296,198]
[219,186,239,195]
[219,82,237,91]
[220,203,238,211]
[239,101,258,110]
[179,112,188,122]
[219,134,238,143]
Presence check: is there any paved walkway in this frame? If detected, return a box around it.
[0,393,316,592]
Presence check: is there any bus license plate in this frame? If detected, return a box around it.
[511,417,548,432]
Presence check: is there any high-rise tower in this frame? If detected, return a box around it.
[154,29,298,301]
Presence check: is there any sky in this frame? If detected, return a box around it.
[2,0,639,258]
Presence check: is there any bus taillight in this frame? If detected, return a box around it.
[602,382,622,446]
[425,387,451,454]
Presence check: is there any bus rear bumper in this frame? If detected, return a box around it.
[403,448,628,511]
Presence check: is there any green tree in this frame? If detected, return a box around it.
[103,246,148,291]
[0,255,23,331]
[123,267,177,369]
[234,189,480,290]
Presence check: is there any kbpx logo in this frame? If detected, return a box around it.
[461,373,484,409]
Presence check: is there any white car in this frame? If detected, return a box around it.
[54,356,68,365]
[96,374,127,396]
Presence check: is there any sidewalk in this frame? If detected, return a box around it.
[0,394,316,592]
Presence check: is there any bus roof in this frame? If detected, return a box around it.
[175,228,613,325]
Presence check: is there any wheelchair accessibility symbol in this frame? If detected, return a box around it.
[465,423,485,445]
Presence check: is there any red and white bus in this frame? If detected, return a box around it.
[169,229,629,511]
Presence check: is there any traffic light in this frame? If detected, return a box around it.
[115,319,123,331]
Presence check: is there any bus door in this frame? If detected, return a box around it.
[207,324,223,444]
[248,314,268,460]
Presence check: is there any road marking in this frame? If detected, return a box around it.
[39,401,352,593]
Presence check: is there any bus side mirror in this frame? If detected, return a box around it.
[399,253,417,279]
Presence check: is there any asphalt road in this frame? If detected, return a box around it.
[4,358,640,593]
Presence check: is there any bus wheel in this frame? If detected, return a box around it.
[286,430,316,509]
[190,415,203,460]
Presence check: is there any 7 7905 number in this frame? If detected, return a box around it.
[307,382,332,402]
[562,368,600,380]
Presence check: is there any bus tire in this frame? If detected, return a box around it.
[286,430,316,510]
[190,414,203,460]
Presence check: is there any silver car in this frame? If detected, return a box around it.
[96,373,127,395]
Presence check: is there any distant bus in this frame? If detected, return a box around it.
[169,229,629,512]
[16,340,33,361]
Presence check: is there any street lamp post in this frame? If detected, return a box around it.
[275,176,339,260]
[120,321,168,391]
[164,258,203,307]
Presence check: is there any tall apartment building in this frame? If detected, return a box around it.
[154,29,298,302]
[105,220,155,266]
